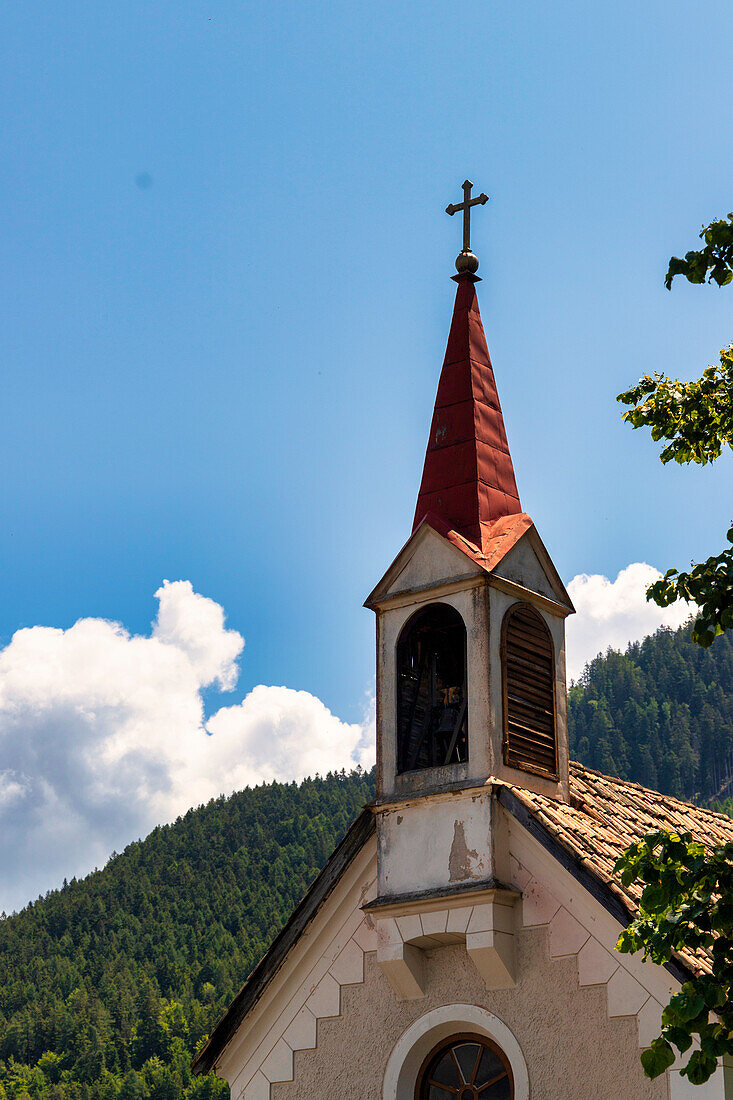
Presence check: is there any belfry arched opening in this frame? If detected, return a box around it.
[396,603,468,774]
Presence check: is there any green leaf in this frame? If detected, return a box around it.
[665,215,733,289]
[672,990,706,1023]
[684,1049,718,1086]
[641,1039,676,1078]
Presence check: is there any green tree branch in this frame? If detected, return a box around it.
[618,215,733,650]
[646,532,733,648]
[614,830,733,1085]
[618,347,733,466]
[665,214,733,290]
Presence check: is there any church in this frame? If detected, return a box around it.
[192,184,733,1100]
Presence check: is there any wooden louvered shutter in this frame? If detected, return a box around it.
[502,604,557,778]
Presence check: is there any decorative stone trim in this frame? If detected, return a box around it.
[576,937,618,986]
[547,906,589,957]
[606,968,649,1018]
[510,853,663,1058]
[282,1006,317,1052]
[372,888,519,1000]
[240,914,376,1099]
[378,939,426,1001]
[636,1000,664,1048]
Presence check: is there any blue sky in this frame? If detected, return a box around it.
[0,1,731,908]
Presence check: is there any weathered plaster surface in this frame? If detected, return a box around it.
[271,928,666,1100]
[377,790,493,898]
[377,525,483,602]
[492,535,557,602]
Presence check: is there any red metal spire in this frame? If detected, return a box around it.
[412,272,522,555]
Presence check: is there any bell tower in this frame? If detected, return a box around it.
[364,184,575,934]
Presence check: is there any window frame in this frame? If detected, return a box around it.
[383,1004,529,1100]
[415,1031,515,1099]
[501,600,558,781]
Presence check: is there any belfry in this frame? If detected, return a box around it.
[193,184,733,1100]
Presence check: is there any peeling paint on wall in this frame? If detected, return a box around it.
[449,820,479,882]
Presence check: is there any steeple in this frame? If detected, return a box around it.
[365,180,575,854]
[412,272,521,553]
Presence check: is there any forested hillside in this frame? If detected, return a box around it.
[4,621,733,1100]
[0,771,375,1100]
[568,622,733,807]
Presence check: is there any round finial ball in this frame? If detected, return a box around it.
[455,249,479,274]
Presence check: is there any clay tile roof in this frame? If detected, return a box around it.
[501,761,733,977]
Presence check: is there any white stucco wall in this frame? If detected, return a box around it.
[271,930,666,1100]
[376,788,493,898]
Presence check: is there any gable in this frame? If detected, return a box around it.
[204,793,701,1100]
[491,527,573,611]
[196,764,733,1098]
[365,522,483,608]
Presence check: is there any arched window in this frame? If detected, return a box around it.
[416,1034,513,1099]
[396,603,467,774]
[502,603,557,778]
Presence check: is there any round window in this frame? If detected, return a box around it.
[416,1034,513,1099]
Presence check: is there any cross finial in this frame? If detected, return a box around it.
[446,179,489,277]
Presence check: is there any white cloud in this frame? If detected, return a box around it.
[153,580,242,690]
[0,770,28,807]
[565,562,693,683]
[204,686,375,800]
[0,582,374,915]
[1,563,691,913]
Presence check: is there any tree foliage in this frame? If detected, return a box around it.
[0,768,375,1100]
[618,214,733,648]
[618,345,733,646]
[614,830,733,1084]
[618,347,733,468]
[646,530,733,649]
[665,214,733,289]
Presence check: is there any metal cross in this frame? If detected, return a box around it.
[445,179,489,254]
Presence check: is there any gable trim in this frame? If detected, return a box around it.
[372,571,486,612]
[364,520,483,610]
[491,527,574,614]
[519,527,574,612]
[192,807,376,1077]
[496,785,690,985]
